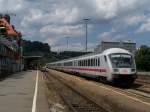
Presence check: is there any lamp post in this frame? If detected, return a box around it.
[66,37,70,51]
[83,18,90,52]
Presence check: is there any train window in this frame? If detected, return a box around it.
[91,59,94,66]
[104,55,107,62]
[83,60,84,66]
[92,59,94,66]
[88,59,90,66]
[85,60,87,66]
[90,59,91,66]
[71,62,73,66]
[95,58,97,66]
[83,60,85,66]
[67,62,72,66]
[82,60,84,66]
[97,59,98,66]
[92,59,93,66]
[90,59,92,66]
[82,60,83,66]
[93,59,95,66]
[98,58,100,66]
[94,59,96,66]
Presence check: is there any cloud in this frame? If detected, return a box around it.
[19,0,150,27]
[1,0,150,51]
[52,43,84,52]
[136,18,150,33]
[122,15,146,26]
[98,28,116,41]
[44,37,60,46]
[0,0,26,13]
[98,28,132,42]
[40,25,83,37]
[51,42,96,52]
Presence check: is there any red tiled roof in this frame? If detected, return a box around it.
[0,18,20,37]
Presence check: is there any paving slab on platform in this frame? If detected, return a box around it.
[0,70,49,112]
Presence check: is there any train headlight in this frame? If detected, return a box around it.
[113,68,119,72]
[131,68,135,72]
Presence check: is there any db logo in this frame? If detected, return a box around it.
[123,69,128,73]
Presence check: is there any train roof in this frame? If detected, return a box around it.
[102,48,131,55]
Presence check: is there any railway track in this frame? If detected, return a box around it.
[83,76,150,102]
[133,75,150,94]
[136,79,150,85]
[136,75,150,85]
[132,83,150,95]
[126,89,150,99]
[45,72,107,112]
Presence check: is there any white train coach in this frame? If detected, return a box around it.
[46,48,137,86]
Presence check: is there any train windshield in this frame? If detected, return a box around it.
[109,53,134,68]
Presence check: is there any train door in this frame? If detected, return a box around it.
[95,57,99,77]
[100,55,108,76]
[104,55,113,81]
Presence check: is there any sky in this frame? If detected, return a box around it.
[1,0,150,51]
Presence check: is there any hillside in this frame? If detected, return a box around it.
[22,39,90,65]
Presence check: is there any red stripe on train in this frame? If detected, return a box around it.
[66,67,107,72]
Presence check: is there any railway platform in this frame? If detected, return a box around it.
[0,70,49,112]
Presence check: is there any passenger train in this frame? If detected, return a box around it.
[47,48,137,86]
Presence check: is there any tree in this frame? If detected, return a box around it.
[135,45,150,71]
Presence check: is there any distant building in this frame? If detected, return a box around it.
[94,41,136,54]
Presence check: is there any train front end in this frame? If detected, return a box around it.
[107,50,137,86]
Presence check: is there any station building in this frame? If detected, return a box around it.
[94,41,136,54]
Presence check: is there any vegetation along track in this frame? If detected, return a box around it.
[45,72,108,112]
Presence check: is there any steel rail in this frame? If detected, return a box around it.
[45,72,107,112]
